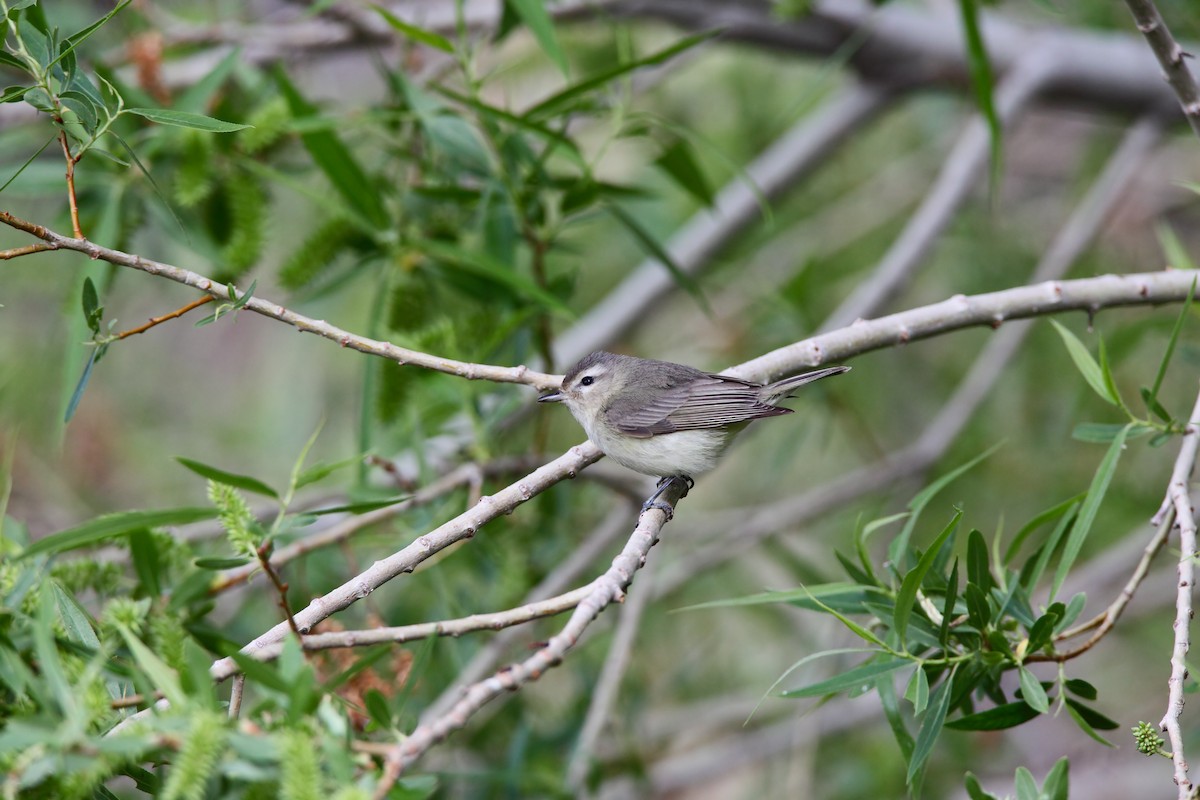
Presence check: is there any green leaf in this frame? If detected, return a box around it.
[21,507,217,558]
[125,107,250,132]
[889,443,1001,569]
[117,624,187,708]
[1140,387,1173,424]
[964,773,998,800]
[905,666,929,714]
[81,276,102,333]
[858,512,908,584]
[1042,757,1070,800]
[1064,699,1116,746]
[54,0,132,70]
[939,558,959,645]
[1051,424,1129,600]
[895,509,962,649]
[1096,336,1126,411]
[176,457,278,499]
[1026,606,1060,654]
[412,237,571,315]
[957,0,1001,193]
[363,688,394,729]
[64,347,103,423]
[275,68,390,230]
[506,0,569,76]
[175,49,241,114]
[1014,767,1038,800]
[1064,698,1118,730]
[907,665,956,784]
[964,582,991,632]
[604,201,709,312]
[526,31,716,119]
[1017,667,1049,713]
[129,529,162,597]
[782,657,910,698]
[308,496,410,515]
[1157,222,1198,271]
[1148,272,1196,405]
[52,581,99,648]
[1064,678,1098,701]
[655,138,715,207]
[295,454,362,490]
[966,528,991,595]
[679,582,890,615]
[946,701,1041,731]
[194,556,252,570]
[1071,421,1153,443]
[878,675,914,761]
[1049,320,1117,405]
[1005,493,1083,565]
[371,5,455,52]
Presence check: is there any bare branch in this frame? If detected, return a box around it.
[0,212,562,391]
[210,583,597,681]
[114,296,215,340]
[1121,0,1200,138]
[1157,384,1200,797]
[375,481,687,787]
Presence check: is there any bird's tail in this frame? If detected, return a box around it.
[761,365,851,402]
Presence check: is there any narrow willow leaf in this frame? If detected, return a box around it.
[1005,493,1084,565]
[118,625,187,708]
[125,108,249,132]
[889,443,1001,569]
[176,457,278,499]
[52,581,99,648]
[939,559,959,646]
[1017,667,1049,713]
[413,237,572,315]
[1064,678,1098,701]
[1149,274,1196,402]
[64,347,99,423]
[957,0,1001,191]
[1071,421,1153,443]
[907,665,957,783]
[507,0,569,77]
[895,510,962,649]
[965,773,998,800]
[783,657,910,698]
[655,138,715,207]
[1097,335,1126,412]
[21,507,217,558]
[371,5,455,52]
[945,701,1040,731]
[966,528,991,595]
[1051,425,1129,600]
[1063,700,1115,746]
[1014,767,1039,800]
[878,676,914,760]
[1042,757,1070,800]
[604,201,708,311]
[1049,320,1116,405]
[527,31,716,119]
[905,666,929,714]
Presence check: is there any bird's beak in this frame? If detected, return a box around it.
[538,390,565,403]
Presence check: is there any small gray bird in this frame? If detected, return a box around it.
[538,351,849,513]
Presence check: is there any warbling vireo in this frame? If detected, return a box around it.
[538,351,849,513]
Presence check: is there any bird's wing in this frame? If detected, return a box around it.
[605,374,789,438]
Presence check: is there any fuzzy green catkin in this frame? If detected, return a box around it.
[149,610,187,674]
[207,480,259,559]
[162,711,228,800]
[239,97,290,154]
[219,173,267,277]
[174,131,215,208]
[330,788,371,800]
[279,728,323,800]
[277,218,357,291]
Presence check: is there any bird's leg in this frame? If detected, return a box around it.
[641,475,692,520]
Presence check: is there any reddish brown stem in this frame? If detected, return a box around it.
[58,131,83,240]
[0,243,55,259]
[256,541,303,640]
[115,295,215,340]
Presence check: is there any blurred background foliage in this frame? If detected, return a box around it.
[2,0,1200,798]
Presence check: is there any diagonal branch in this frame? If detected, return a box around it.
[0,211,561,391]
[1155,383,1200,798]
[1122,0,1200,139]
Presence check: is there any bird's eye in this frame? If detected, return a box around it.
[580,375,595,387]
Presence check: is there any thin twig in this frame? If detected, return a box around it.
[57,131,83,239]
[1028,509,1174,662]
[566,564,656,791]
[1121,0,1200,138]
[227,675,245,719]
[0,211,562,391]
[1156,384,1200,797]
[0,243,54,259]
[373,482,686,792]
[114,295,215,339]
[210,583,597,681]
[256,541,303,639]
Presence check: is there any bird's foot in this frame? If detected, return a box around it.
[643,475,694,520]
